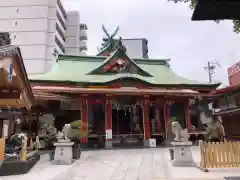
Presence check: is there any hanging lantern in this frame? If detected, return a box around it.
[133,105,136,115]
[8,63,13,83]
[168,100,174,106]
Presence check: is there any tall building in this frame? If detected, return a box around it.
[228,62,240,86]
[101,38,149,58]
[0,0,88,74]
[121,38,148,58]
[65,11,88,56]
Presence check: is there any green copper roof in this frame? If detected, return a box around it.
[29,27,219,89]
[29,53,215,87]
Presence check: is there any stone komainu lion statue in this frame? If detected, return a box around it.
[171,121,189,141]
[62,124,71,140]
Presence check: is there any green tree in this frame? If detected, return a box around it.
[70,120,89,141]
[168,0,240,33]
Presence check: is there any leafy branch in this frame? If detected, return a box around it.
[168,0,240,33]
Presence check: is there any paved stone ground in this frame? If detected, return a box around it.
[55,148,169,180]
[1,147,240,180]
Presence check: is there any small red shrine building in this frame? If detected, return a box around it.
[29,29,218,148]
[0,44,35,138]
[213,85,240,140]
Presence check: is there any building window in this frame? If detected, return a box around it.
[55,36,65,53]
[79,36,87,41]
[56,11,66,30]
[80,46,87,51]
[16,9,19,12]
[57,0,67,19]
[80,24,88,30]
[13,35,16,39]
[14,21,18,26]
[56,23,65,41]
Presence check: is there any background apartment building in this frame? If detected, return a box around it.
[102,38,149,58]
[121,38,149,58]
[0,0,88,74]
[65,11,87,56]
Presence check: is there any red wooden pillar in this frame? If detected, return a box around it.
[164,100,170,133]
[80,99,88,143]
[185,101,191,130]
[142,98,150,145]
[105,98,112,148]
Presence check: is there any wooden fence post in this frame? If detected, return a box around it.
[20,138,27,161]
[0,138,5,161]
[199,141,208,171]
[29,138,33,150]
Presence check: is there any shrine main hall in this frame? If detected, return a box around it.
[28,31,218,148]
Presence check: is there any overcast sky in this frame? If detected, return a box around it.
[63,0,240,86]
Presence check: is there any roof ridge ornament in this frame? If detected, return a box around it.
[97,25,120,56]
[102,24,119,40]
[114,37,126,53]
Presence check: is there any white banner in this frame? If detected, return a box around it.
[3,124,8,138]
[106,129,112,139]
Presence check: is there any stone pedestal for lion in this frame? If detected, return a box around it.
[171,141,195,167]
[52,139,74,165]
[170,121,196,167]
[52,124,74,165]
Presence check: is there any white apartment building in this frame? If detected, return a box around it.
[0,0,88,74]
[102,38,149,59]
[65,11,87,56]
[121,38,148,58]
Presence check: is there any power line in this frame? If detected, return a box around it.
[204,61,220,84]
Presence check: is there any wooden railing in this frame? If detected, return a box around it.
[200,141,240,169]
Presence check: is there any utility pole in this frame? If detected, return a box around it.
[204,61,220,84]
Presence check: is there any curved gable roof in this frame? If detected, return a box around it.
[87,47,153,77]
[29,54,219,89]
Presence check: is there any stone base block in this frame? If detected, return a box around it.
[172,159,196,167]
[52,141,74,165]
[143,140,149,147]
[171,141,196,167]
[143,139,156,148]
[0,153,40,176]
[105,140,112,148]
[51,159,74,165]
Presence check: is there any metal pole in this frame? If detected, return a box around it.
[208,61,212,84]
[204,61,220,84]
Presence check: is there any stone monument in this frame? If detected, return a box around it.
[52,124,74,165]
[170,121,195,167]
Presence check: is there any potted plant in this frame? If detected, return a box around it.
[70,120,88,160]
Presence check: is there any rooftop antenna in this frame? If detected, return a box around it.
[204,61,220,84]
